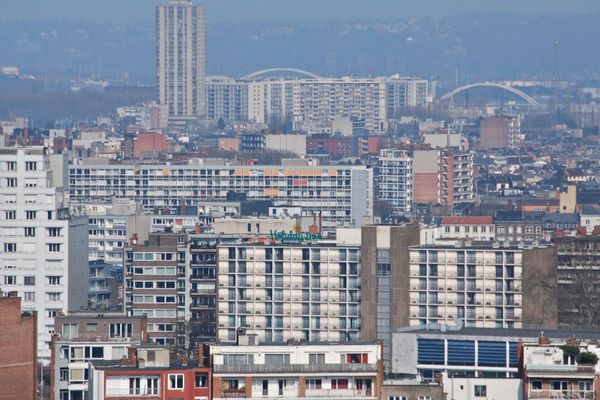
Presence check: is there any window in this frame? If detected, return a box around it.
[26,211,36,220]
[24,227,36,237]
[168,374,184,390]
[110,323,132,338]
[7,161,16,171]
[530,381,542,390]
[474,385,487,397]
[59,368,69,382]
[4,243,16,253]
[48,276,61,285]
[265,354,290,365]
[5,211,16,220]
[86,323,97,332]
[23,292,35,302]
[24,276,35,285]
[48,228,62,237]
[331,379,348,389]
[6,178,17,187]
[195,373,208,387]
[345,353,368,364]
[62,323,78,339]
[48,243,61,252]
[4,275,16,285]
[224,354,253,365]
[25,161,37,171]
[47,292,61,302]
[59,391,68,400]
[307,379,322,389]
[388,397,407,400]
[309,353,325,365]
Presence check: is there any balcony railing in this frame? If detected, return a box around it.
[305,388,375,398]
[527,389,595,400]
[213,363,377,374]
[106,388,159,397]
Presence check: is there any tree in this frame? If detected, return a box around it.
[559,269,600,328]
[578,351,599,365]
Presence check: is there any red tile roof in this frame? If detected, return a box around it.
[441,216,494,225]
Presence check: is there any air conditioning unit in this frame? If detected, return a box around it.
[294,311,299,315]
[411,301,417,304]
[219,283,224,287]
[476,302,482,305]
[515,302,520,306]
[486,302,491,306]
[286,311,291,315]
[294,285,299,288]
[256,311,261,314]
[219,296,224,300]
[256,283,261,287]
[485,316,491,319]
[476,288,482,291]
[448,301,453,305]
[437,301,443,304]
[485,288,491,292]
[412,314,417,318]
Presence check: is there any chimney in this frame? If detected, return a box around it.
[538,332,551,345]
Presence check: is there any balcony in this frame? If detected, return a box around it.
[213,363,377,374]
[527,390,595,400]
[106,388,160,398]
[305,388,375,398]
[221,388,246,398]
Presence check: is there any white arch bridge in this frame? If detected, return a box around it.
[242,68,322,80]
[439,82,540,106]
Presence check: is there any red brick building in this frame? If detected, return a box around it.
[133,132,169,159]
[0,292,37,400]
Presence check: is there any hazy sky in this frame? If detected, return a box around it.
[1,0,599,23]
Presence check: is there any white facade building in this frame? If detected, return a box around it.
[211,339,382,400]
[216,242,362,343]
[68,161,373,233]
[0,147,88,362]
[156,0,206,118]
[376,149,413,214]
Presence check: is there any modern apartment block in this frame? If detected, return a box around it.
[407,242,558,329]
[156,0,206,118]
[210,338,382,400]
[386,76,433,118]
[72,199,150,265]
[480,116,521,149]
[213,75,432,132]
[51,314,147,400]
[0,293,37,400]
[206,76,249,122]
[124,232,188,350]
[68,162,373,233]
[552,234,600,327]
[376,149,413,214]
[360,225,421,368]
[0,147,88,362]
[413,148,475,208]
[215,240,362,344]
[88,345,212,400]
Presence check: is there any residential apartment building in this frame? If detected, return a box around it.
[413,149,475,208]
[51,314,147,400]
[88,261,123,310]
[480,116,521,149]
[376,149,413,214]
[386,76,433,118]
[522,338,600,400]
[0,147,88,362]
[552,234,600,327]
[438,216,496,242]
[156,0,206,118]
[124,232,187,350]
[68,161,373,233]
[407,242,557,329]
[0,293,37,400]
[88,345,211,400]
[493,212,545,242]
[210,339,382,400]
[72,199,150,265]
[206,76,248,122]
[216,240,362,343]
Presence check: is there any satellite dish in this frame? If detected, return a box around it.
[416,375,423,382]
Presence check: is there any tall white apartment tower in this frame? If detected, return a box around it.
[0,147,88,363]
[156,0,206,118]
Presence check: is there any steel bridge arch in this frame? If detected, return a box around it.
[242,68,322,80]
[439,82,540,106]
